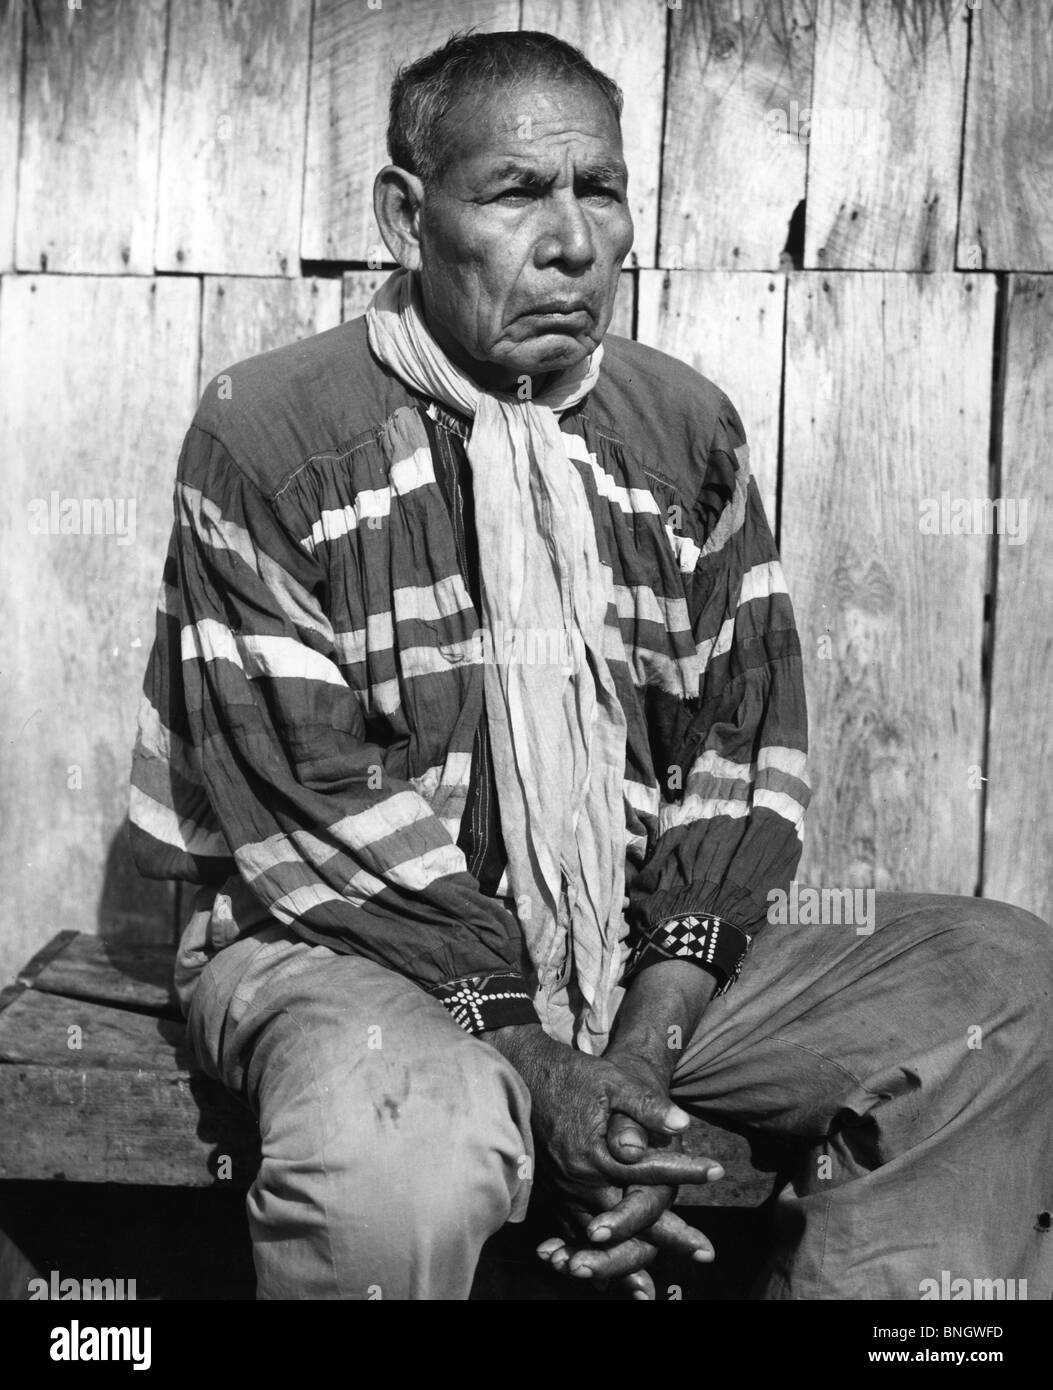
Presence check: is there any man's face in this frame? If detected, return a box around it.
[415,77,634,388]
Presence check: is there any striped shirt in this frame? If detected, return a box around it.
[130,317,810,1035]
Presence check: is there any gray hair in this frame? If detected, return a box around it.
[387,30,623,189]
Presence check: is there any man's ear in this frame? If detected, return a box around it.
[373,166,425,271]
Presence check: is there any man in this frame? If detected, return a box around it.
[130,31,1053,1300]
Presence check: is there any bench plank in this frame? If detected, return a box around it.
[0,1064,258,1188]
[0,988,188,1071]
[3,932,769,1205]
[19,932,181,1020]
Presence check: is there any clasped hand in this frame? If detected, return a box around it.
[502,1029,724,1300]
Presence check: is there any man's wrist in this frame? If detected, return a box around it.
[607,959,716,1081]
[480,1021,557,1085]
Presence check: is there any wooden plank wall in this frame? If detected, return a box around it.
[1,0,1051,986]
[0,0,22,272]
[984,277,1053,910]
[0,276,199,970]
[18,0,168,275]
[781,273,994,893]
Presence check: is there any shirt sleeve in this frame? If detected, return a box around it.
[624,395,810,993]
[129,420,538,1033]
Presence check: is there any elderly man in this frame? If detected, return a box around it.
[131,30,1053,1301]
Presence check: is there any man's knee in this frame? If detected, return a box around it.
[327,1029,534,1225]
[967,897,1053,1044]
[248,987,534,1292]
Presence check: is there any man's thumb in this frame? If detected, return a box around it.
[614,1079,691,1135]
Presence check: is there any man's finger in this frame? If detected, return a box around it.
[606,1110,651,1162]
[593,1144,725,1189]
[619,1268,656,1301]
[637,1208,715,1263]
[588,1190,717,1260]
[536,1237,573,1275]
[586,1185,668,1244]
[566,1236,658,1282]
[608,1075,693,1137]
[538,1234,658,1288]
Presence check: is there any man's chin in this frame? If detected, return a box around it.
[508,332,597,376]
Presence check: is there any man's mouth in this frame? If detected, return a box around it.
[519,302,592,331]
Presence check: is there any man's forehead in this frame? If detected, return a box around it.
[438,78,624,177]
[478,151,628,181]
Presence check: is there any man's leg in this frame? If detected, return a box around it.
[186,927,534,1300]
[670,892,1053,1299]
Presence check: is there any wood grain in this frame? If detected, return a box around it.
[0,1063,258,1187]
[302,0,519,262]
[959,0,1053,271]
[0,987,187,1070]
[636,269,783,523]
[0,276,200,988]
[660,0,815,270]
[199,276,343,391]
[156,0,310,275]
[342,269,396,323]
[19,931,180,1019]
[804,0,967,271]
[0,945,255,1187]
[608,268,635,340]
[0,0,21,272]
[14,930,79,988]
[781,272,994,895]
[984,276,1053,920]
[520,0,666,267]
[16,0,166,275]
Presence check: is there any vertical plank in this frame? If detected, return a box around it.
[781,273,994,895]
[958,0,1053,271]
[520,0,666,267]
[156,0,310,275]
[0,277,200,988]
[660,0,814,270]
[984,276,1053,919]
[16,0,167,274]
[804,0,967,271]
[636,269,782,521]
[301,0,520,262]
[0,0,21,272]
[608,268,634,339]
[199,277,343,390]
[342,268,393,323]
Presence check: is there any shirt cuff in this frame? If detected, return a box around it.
[426,971,538,1034]
[624,913,753,995]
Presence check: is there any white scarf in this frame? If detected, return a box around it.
[367,269,628,1051]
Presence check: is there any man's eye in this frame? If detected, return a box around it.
[494,188,536,202]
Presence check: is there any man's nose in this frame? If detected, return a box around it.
[535,193,596,270]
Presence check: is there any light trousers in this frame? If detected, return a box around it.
[185,891,1053,1300]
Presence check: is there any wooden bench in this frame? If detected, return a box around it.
[0,931,259,1188]
[0,930,774,1298]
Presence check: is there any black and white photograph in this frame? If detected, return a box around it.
[0,0,1050,1358]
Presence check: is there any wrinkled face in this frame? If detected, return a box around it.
[416,77,634,388]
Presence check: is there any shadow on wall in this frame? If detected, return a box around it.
[95,815,183,1018]
[96,816,181,949]
[95,818,263,1186]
